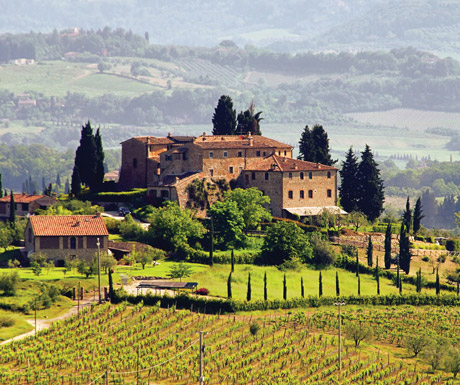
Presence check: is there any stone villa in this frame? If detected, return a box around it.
[119,133,343,218]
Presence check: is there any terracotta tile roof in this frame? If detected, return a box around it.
[245,155,338,172]
[121,136,174,145]
[193,135,292,150]
[29,215,109,237]
[0,194,55,204]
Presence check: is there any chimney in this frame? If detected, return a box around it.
[316,163,321,169]
[294,164,298,170]
[167,132,172,137]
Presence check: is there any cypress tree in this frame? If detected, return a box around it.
[94,128,105,191]
[298,124,335,165]
[336,272,340,297]
[356,252,359,277]
[384,223,392,269]
[399,224,411,274]
[283,274,287,300]
[74,121,98,190]
[358,275,361,296]
[319,272,323,297]
[71,165,81,196]
[227,272,232,299]
[376,255,380,295]
[56,173,61,188]
[413,197,424,236]
[0,174,3,198]
[356,145,384,222]
[263,271,267,301]
[65,178,70,194]
[402,196,412,234]
[246,272,251,301]
[416,268,422,293]
[396,255,400,289]
[298,125,314,161]
[457,277,459,297]
[339,147,359,213]
[367,235,373,267]
[231,249,235,273]
[435,268,440,295]
[9,190,15,223]
[108,268,114,302]
[301,277,304,298]
[212,95,237,135]
[399,277,402,294]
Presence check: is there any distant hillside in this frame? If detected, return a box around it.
[3,0,460,56]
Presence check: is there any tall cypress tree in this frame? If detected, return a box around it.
[227,272,232,299]
[212,95,237,135]
[298,125,314,161]
[336,272,340,296]
[367,235,373,267]
[94,128,105,191]
[413,197,424,236]
[339,147,359,213]
[231,249,235,273]
[358,275,361,296]
[416,268,422,293]
[9,190,15,223]
[301,277,304,298]
[108,268,114,302]
[402,197,412,234]
[264,271,267,301]
[246,272,251,301]
[384,223,392,269]
[356,145,384,222]
[376,255,380,295]
[399,224,411,274]
[435,268,440,295]
[283,274,287,300]
[421,189,436,228]
[319,272,323,297]
[298,124,335,165]
[74,121,98,190]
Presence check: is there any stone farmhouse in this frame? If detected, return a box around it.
[119,133,343,218]
[25,214,109,263]
[0,194,57,220]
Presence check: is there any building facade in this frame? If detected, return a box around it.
[25,214,109,263]
[120,133,342,218]
[0,194,57,219]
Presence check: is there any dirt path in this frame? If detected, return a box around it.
[1,298,95,345]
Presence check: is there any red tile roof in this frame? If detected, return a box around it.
[193,135,292,150]
[29,215,109,237]
[245,155,338,172]
[0,194,55,204]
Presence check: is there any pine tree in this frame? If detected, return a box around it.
[435,268,440,295]
[356,145,385,222]
[301,277,304,298]
[246,272,251,301]
[212,95,237,135]
[336,272,340,296]
[298,124,335,165]
[263,271,267,301]
[227,272,232,299]
[283,274,287,300]
[319,272,323,297]
[402,197,412,234]
[384,223,392,269]
[413,197,424,236]
[74,121,98,190]
[9,190,15,223]
[94,127,105,191]
[367,235,373,267]
[71,165,81,196]
[339,147,359,213]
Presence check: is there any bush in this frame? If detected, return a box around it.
[0,271,20,296]
[0,315,15,328]
[446,239,460,251]
[421,256,430,262]
[195,288,209,296]
[249,322,261,336]
[310,232,336,266]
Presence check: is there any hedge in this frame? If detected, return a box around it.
[445,239,460,251]
[83,189,147,203]
[111,291,460,314]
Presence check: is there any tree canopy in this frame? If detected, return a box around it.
[212,95,236,135]
[339,147,359,213]
[298,124,335,166]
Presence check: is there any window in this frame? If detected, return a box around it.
[210,169,214,177]
[209,151,214,158]
[182,153,187,161]
[165,155,172,161]
[161,190,169,198]
[133,158,137,168]
[308,190,313,198]
[256,150,261,157]
[278,151,281,155]
[300,172,304,180]
[327,189,332,198]
[265,172,269,181]
[251,172,256,180]
[223,151,228,158]
[70,237,76,250]
[22,203,29,211]
[263,151,266,156]
[289,172,292,179]
[229,166,234,173]
[238,151,242,157]
[327,171,331,178]
[300,190,304,199]
[309,172,312,179]
[288,190,293,199]
[284,151,287,156]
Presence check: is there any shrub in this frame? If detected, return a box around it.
[195,288,209,296]
[0,315,15,328]
[310,232,336,266]
[0,271,20,296]
[446,239,460,251]
[249,322,261,336]
[421,256,430,262]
